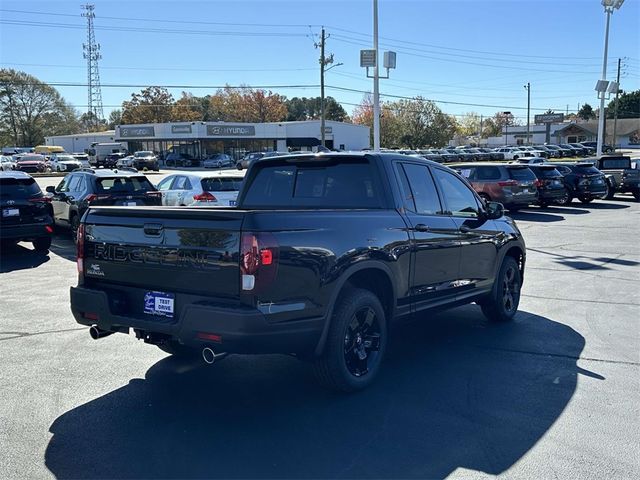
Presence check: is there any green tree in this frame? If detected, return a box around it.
[107,109,122,129]
[577,103,595,120]
[0,69,79,146]
[286,96,349,122]
[607,90,640,118]
[121,86,175,124]
[456,112,481,137]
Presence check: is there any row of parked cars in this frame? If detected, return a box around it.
[0,153,91,173]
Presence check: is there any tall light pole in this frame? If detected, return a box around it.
[372,0,381,152]
[524,83,531,145]
[596,0,624,157]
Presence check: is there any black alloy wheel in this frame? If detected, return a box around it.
[343,306,382,378]
[70,214,80,244]
[480,256,521,322]
[560,189,573,206]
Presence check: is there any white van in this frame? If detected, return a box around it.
[87,142,128,167]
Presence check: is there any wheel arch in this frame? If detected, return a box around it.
[314,261,396,357]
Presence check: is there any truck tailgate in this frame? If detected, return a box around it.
[82,206,244,299]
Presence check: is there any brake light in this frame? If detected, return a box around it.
[498,180,519,187]
[534,179,543,188]
[76,223,85,276]
[193,191,218,202]
[29,196,51,203]
[85,194,111,203]
[240,232,279,291]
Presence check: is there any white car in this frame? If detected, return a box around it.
[156,170,246,207]
[0,155,17,171]
[48,153,83,172]
[517,146,548,158]
[116,155,136,168]
[71,153,91,168]
[493,147,535,161]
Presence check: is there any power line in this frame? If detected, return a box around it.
[1,62,318,73]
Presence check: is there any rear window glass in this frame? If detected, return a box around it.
[600,158,630,169]
[97,176,155,193]
[571,165,600,175]
[201,177,243,192]
[475,166,501,180]
[242,160,384,209]
[530,167,561,178]
[507,167,536,181]
[0,177,42,198]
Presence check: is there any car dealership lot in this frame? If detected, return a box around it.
[1,194,639,478]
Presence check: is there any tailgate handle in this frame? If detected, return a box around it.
[143,223,164,236]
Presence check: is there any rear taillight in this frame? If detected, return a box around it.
[498,180,519,187]
[193,191,217,202]
[29,196,51,203]
[534,179,543,188]
[85,194,111,203]
[240,232,279,292]
[76,223,85,276]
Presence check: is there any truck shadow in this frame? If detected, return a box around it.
[45,307,589,479]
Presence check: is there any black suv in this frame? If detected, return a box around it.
[552,162,607,204]
[46,168,161,242]
[0,171,53,252]
[527,165,569,207]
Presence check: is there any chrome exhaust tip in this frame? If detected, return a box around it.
[202,347,227,365]
[89,325,114,340]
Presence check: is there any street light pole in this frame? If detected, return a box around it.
[373,0,381,152]
[596,8,611,157]
[525,82,531,145]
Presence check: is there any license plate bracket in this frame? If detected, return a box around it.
[2,208,19,217]
[144,291,175,318]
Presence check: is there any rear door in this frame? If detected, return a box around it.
[394,161,461,309]
[431,167,501,296]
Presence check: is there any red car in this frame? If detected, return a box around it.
[16,154,49,173]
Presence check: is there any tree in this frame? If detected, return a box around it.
[577,103,595,120]
[171,92,203,122]
[352,94,400,147]
[456,112,481,137]
[0,69,79,146]
[79,111,108,132]
[121,86,175,124]
[107,109,122,129]
[607,90,640,118]
[286,96,349,122]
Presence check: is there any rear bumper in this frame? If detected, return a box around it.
[70,286,324,355]
[0,222,52,240]
[537,188,567,203]
[575,184,607,198]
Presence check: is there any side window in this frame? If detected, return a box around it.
[67,175,83,192]
[398,163,442,215]
[57,176,71,192]
[157,176,174,191]
[173,176,188,190]
[557,166,571,175]
[432,168,480,218]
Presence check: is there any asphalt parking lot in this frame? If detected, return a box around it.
[0,186,639,478]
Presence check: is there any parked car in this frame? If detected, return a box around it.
[477,147,504,161]
[236,151,287,170]
[493,147,531,161]
[0,155,17,171]
[156,170,246,207]
[116,155,136,168]
[446,148,474,162]
[526,165,569,208]
[434,149,460,163]
[70,153,91,168]
[533,145,560,158]
[574,143,596,156]
[132,151,159,171]
[567,144,590,156]
[70,152,526,391]
[45,168,161,242]
[165,152,196,168]
[0,171,53,252]
[104,152,128,168]
[464,148,493,161]
[593,155,640,201]
[455,163,538,211]
[581,141,613,154]
[415,150,443,162]
[16,154,49,173]
[203,153,234,169]
[518,146,548,158]
[543,144,570,157]
[512,157,546,165]
[559,144,584,157]
[48,153,83,172]
[552,162,607,205]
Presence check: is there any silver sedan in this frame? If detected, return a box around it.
[156,170,246,207]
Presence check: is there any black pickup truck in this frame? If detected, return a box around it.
[70,153,526,391]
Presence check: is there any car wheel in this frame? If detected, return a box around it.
[579,197,593,204]
[633,189,640,202]
[217,161,222,168]
[313,288,387,392]
[560,190,573,206]
[33,236,52,253]
[157,340,198,358]
[480,256,521,322]
[513,155,519,160]
[605,182,615,200]
[70,214,80,244]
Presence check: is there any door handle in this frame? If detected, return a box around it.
[459,225,472,233]
[414,223,430,232]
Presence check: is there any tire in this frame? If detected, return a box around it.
[513,155,519,160]
[480,256,521,323]
[579,197,593,204]
[313,288,387,392]
[633,189,640,202]
[157,340,198,358]
[560,190,573,206]
[605,182,615,200]
[33,236,52,253]
[70,214,80,244]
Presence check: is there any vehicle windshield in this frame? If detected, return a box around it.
[0,177,42,198]
[135,151,153,157]
[96,176,155,193]
[19,155,44,161]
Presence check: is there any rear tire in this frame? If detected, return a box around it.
[70,214,80,244]
[633,189,640,202]
[313,288,387,392]
[480,256,521,323]
[33,236,51,253]
[605,182,615,200]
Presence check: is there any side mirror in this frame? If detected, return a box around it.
[46,186,56,194]
[485,201,504,220]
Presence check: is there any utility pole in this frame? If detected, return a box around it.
[373,0,381,152]
[479,114,483,145]
[612,57,622,152]
[524,82,531,145]
[316,28,340,149]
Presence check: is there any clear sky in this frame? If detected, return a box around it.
[1,0,639,124]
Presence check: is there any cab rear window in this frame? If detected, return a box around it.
[242,160,384,209]
[97,176,155,193]
[0,177,42,198]
[600,158,630,169]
